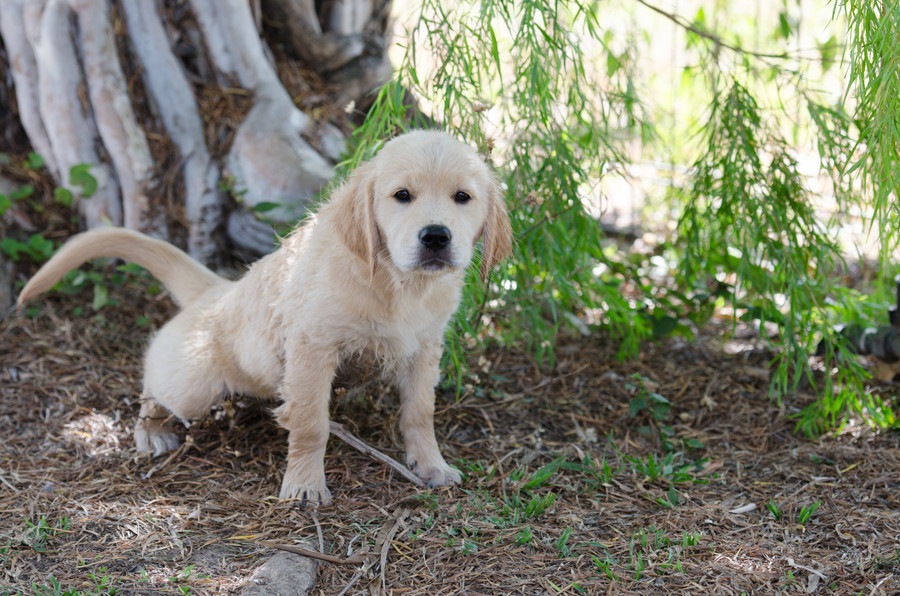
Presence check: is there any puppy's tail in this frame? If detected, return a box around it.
[17,227,226,309]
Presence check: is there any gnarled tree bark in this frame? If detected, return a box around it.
[120,0,222,263]
[0,0,394,264]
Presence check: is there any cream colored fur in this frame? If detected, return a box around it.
[18,130,513,506]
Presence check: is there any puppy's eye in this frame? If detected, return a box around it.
[394,189,411,203]
[454,191,471,204]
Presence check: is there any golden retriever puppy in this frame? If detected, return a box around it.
[18,130,513,506]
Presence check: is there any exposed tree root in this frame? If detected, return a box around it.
[120,0,223,264]
[0,0,58,178]
[1,0,393,261]
[70,0,162,236]
[22,0,123,229]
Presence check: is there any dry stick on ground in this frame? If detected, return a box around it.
[257,540,367,565]
[329,421,425,487]
[337,508,409,595]
[257,508,410,571]
[378,510,408,593]
[141,438,191,480]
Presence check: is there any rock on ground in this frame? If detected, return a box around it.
[240,550,318,596]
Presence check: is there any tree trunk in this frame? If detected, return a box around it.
[0,0,393,264]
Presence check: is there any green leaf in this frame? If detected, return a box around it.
[0,237,26,260]
[25,152,45,170]
[628,394,646,418]
[0,194,10,215]
[797,500,820,524]
[69,164,98,198]
[26,234,55,262]
[818,35,838,74]
[10,185,34,201]
[250,201,282,213]
[649,392,671,407]
[522,456,566,490]
[488,24,502,77]
[776,12,791,40]
[652,315,678,338]
[71,270,90,288]
[2,234,53,264]
[92,283,110,311]
[117,262,147,275]
[666,486,681,507]
[606,52,621,77]
[691,7,706,29]
[54,187,74,207]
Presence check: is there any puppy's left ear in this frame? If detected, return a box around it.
[480,179,513,282]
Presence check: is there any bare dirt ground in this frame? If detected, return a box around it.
[1,280,898,595]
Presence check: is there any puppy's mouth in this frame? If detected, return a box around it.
[415,255,456,271]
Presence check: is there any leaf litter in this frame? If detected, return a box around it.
[0,281,897,594]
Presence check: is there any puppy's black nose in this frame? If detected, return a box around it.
[419,225,452,251]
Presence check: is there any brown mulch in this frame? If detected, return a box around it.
[0,281,897,595]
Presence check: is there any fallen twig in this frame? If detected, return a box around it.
[257,507,410,580]
[335,508,409,595]
[329,421,425,487]
[141,438,189,480]
[0,468,18,492]
[379,509,409,591]
[258,540,367,565]
[310,510,325,553]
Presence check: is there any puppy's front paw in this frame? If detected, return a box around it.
[279,471,332,507]
[412,460,463,488]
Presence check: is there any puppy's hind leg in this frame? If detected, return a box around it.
[134,398,180,456]
[133,316,227,456]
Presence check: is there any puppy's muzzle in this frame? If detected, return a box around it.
[417,225,454,270]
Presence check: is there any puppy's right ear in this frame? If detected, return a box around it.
[333,162,379,276]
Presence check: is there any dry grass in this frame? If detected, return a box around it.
[1,280,898,595]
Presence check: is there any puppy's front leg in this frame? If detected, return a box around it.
[397,343,462,488]
[275,344,339,506]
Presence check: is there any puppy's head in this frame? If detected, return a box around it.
[336,130,512,280]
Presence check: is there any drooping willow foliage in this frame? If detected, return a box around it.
[347,0,899,434]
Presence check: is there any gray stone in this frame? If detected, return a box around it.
[240,550,318,596]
